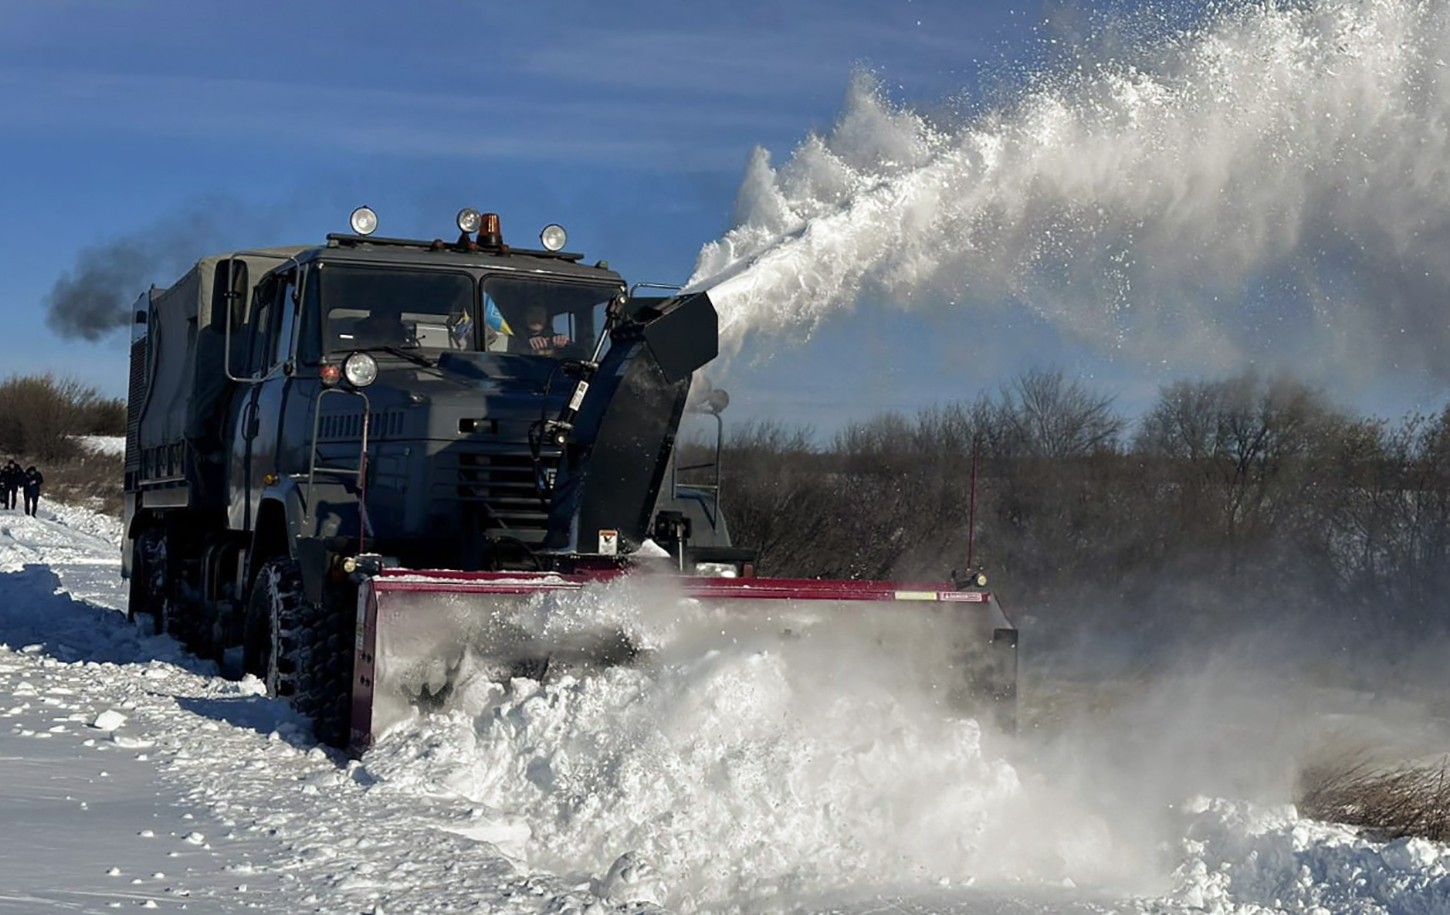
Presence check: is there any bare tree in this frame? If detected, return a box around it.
[709,366,1450,648]
[984,368,1126,458]
[1134,378,1224,460]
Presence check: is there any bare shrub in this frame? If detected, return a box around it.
[714,421,838,577]
[0,373,113,461]
[1297,753,1450,841]
[75,395,126,436]
[830,404,982,580]
[0,372,126,517]
[702,365,1450,656]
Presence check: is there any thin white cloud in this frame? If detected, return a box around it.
[0,66,804,170]
[510,17,992,101]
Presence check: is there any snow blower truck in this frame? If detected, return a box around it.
[122,207,1017,752]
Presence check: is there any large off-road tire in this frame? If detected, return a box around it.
[245,557,353,748]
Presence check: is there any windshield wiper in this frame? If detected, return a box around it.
[354,345,435,368]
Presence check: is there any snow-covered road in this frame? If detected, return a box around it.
[2,503,1448,914]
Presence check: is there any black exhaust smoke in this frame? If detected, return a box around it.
[44,208,228,341]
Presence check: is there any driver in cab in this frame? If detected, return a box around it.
[354,308,411,349]
[510,303,571,355]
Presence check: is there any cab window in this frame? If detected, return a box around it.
[246,278,276,378]
[271,272,298,370]
[481,276,617,359]
[317,266,475,355]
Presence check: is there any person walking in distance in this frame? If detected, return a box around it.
[2,460,20,510]
[22,465,42,517]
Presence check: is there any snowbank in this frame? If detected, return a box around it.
[73,435,126,457]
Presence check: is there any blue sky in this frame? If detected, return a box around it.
[3,0,1445,436]
[0,0,1068,431]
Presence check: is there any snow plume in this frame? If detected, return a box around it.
[44,205,233,341]
[691,0,1450,392]
[364,577,1028,911]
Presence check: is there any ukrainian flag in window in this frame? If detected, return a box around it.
[485,298,511,334]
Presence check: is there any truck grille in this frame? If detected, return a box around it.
[433,447,562,539]
[318,410,407,441]
[125,338,147,472]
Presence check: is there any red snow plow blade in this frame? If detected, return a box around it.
[349,568,1018,755]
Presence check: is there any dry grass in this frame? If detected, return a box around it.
[1297,753,1450,841]
[36,448,124,519]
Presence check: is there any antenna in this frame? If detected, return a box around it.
[967,435,980,570]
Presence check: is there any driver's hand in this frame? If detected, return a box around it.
[551,334,570,347]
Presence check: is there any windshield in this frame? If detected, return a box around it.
[319,266,475,355]
[316,265,616,360]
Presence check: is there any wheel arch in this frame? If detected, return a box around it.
[245,482,320,610]
[249,499,290,568]
[245,484,307,582]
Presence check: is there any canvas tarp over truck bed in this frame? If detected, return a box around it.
[135,248,305,457]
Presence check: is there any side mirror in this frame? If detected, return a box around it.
[223,292,249,383]
[706,388,730,415]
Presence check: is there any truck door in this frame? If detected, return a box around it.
[228,268,299,532]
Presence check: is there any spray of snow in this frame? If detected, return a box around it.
[690,0,1450,396]
[366,577,1025,910]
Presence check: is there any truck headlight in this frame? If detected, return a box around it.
[344,352,378,387]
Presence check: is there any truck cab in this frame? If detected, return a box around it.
[224,232,626,567]
[125,208,732,674]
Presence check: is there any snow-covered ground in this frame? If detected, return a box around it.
[2,502,1449,914]
[74,436,126,457]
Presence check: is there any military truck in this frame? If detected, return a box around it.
[123,207,1017,751]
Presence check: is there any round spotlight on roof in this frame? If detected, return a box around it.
[457,208,483,234]
[350,206,378,236]
[539,224,568,252]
